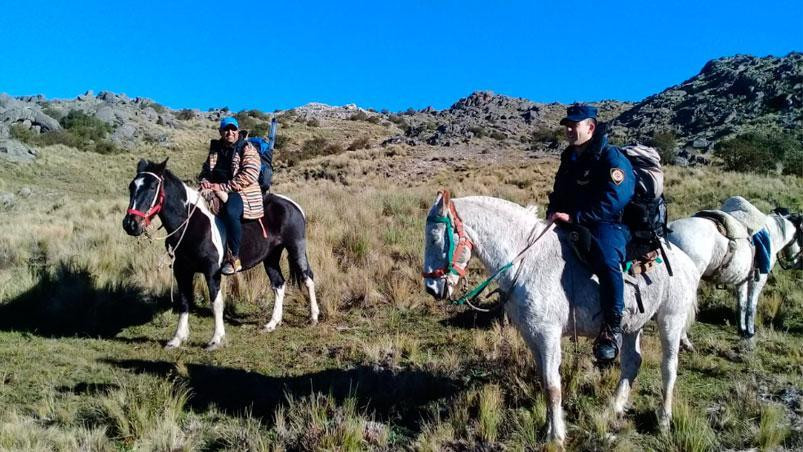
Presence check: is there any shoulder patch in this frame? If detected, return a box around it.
[610,168,625,185]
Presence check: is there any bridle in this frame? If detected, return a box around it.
[127,171,165,226]
[422,190,474,281]
[777,211,803,270]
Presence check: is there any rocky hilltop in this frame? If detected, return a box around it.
[385,91,631,149]
[1,52,801,164]
[612,52,803,151]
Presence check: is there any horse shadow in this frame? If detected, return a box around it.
[0,262,167,338]
[103,358,462,432]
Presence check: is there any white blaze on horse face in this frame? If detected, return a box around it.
[183,185,224,266]
[131,177,146,211]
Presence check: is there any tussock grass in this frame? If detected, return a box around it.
[662,398,717,452]
[758,403,789,450]
[0,137,801,449]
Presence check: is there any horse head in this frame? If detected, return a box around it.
[422,190,474,300]
[773,207,803,270]
[123,158,169,236]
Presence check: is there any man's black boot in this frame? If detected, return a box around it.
[593,315,623,364]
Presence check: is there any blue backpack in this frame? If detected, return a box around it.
[247,136,273,192]
[238,119,277,192]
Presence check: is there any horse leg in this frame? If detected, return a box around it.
[745,274,768,338]
[288,239,319,325]
[205,271,225,350]
[613,330,642,415]
[536,328,565,444]
[262,247,285,332]
[656,313,683,431]
[737,281,749,337]
[165,264,193,349]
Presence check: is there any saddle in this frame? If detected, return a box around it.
[565,224,668,314]
[565,223,664,277]
[200,189,268,239]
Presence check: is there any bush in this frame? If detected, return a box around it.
[12,110,123,154]
[366,116,381,125]
[715,132,798,173]
[489,130,507,141]
[176,109,195,120]
[347,136,371,151]
[274,134,290,150]
[530,127,563,145]
[349,111,369,122]
[468,126,486,139]
[307,118,321,128]
[293,137,344,163]
[9,124,36,142]
[782,148,803,176]
[650,131,678,164]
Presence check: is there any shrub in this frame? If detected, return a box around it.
[349,111,369,121]
[489,130,507,141]
[650,130,678,164]
[347,136,371,151]
[782,147,803,176]
[530,127,563,145]
[366,116,381,125]
[12,110,122,154]
[176,109,195,120]
[307,118,321,128]
[468,126,486,139]
[9,124,36,142]
[274,134,290,150]
[714,132,797,173]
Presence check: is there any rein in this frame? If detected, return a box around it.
[423,190,555,311]
[778,216,803,270]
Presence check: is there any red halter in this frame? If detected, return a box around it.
[126,171,165,226]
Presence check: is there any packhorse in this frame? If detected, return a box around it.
[422,191,700,444]
[122,159,318,350]
[668,207,802,338]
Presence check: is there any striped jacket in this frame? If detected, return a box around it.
[201,138,264,219]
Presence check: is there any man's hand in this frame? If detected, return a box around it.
[549,212,571,223]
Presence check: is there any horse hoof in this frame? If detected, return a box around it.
[658,414,671,432]
[164,340,181,350]
[262,322,279,333]
[310,318,319,326]
[205,340,224,351]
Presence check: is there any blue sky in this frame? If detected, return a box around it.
[1,1,801,112]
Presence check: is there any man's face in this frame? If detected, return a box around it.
[220,125,239,145]
[564,119,595,147]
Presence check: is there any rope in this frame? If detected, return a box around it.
[145,193,202,305]
[454,219,556,310]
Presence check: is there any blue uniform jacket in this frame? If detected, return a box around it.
[547,133,635,226]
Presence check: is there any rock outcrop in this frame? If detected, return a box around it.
[612,52,803,150]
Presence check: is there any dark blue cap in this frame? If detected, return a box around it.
[220,117,239,129]
[560,104,597,125]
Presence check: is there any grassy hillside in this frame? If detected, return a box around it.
[0,139,801,450]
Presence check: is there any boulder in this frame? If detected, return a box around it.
[0,138,37,163]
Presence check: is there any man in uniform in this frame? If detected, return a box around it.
[546,105,635,363]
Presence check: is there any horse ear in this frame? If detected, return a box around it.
[437,190,450,216]
[136,159,148,173]
[156,158,169,174]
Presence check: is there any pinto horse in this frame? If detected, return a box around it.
[422,192,700,444]
[122,159,318,350]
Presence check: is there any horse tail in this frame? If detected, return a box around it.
[287,239,314,288]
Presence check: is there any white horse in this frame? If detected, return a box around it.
[422,192,700,444]
[667,208,802,338]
